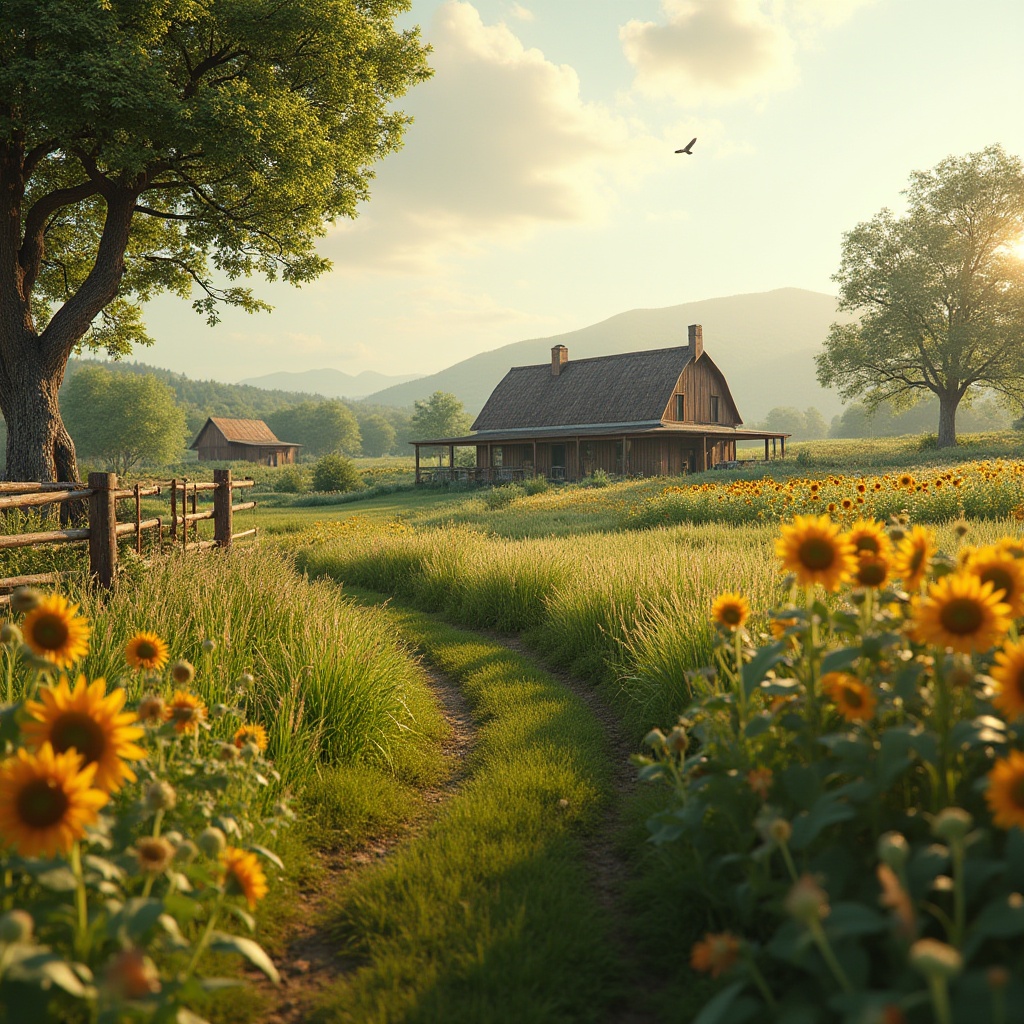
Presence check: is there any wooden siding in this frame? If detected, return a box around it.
[662,356,741,426]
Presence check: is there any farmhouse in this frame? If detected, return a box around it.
[411,325,788,483]
[190,417,301,466]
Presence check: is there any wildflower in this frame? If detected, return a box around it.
[821,672,876,722]
[136,694,166,724]
[746,767,773,798]
[135,836,175,874]
[711,592,749,630]
[125,631,170,672]
[0,744,108,857]
[877,863,916,938]
[165,691,207,734]
[964,545,1024,618]
[775,515,857,591]
[689,932,741,978]
[985,750,1024,830]
[23,675,145,793]
[912,573,1011,654]
[21,594,90,670]
[909,938,963,979]
[104,948,161,999]
[785,874,830,923]
[991,639,1024,719]
[169,659,195,685]
[222,846,269,909]
[893,526,937,591]
[0,910,33,944]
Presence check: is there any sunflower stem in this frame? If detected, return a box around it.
[951,839,966,948]
[741,948,778,1010]
[926,974,953,1024]
[808,918,852,994]
[185,891,224,981]
[71,841,89,960]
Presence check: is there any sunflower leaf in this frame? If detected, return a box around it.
[248,843,284,870]
[208,932,280,983]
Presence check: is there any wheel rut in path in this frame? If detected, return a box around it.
[257,661,475,1024]
[482,631,658,1024]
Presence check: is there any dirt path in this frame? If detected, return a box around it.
[257,662,475,1024]
[482,633,655,1024]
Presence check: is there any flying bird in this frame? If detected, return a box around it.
[675,138,697,155]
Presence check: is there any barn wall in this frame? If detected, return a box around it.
[675,358,742,425]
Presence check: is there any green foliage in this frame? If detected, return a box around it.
[484,483,525,509]
[522,475,550,496]
[272,466,310,494]
[312,454,364,494]
[761,406,828,440]
[830,396,1011,439]
[583,468,611,488]
[817,145,1024,444]
[61,365,187,473]
[409,392,472,444]
[357,414,398,457]
[265,400,361,458]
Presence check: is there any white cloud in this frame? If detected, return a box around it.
[325,2,661,274]
[620,0,876,105]
[508,3,534,22]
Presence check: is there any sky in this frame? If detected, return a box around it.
[136,0,1024,384]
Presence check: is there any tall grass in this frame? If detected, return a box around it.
[61,548,431,789]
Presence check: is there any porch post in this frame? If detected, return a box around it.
[700,437,708,472]
[415,445,421,484]
[449,444,455,481]
[772,438,777,458]
[781,435,786,458]
[764,438,769,461]
[532,439,537,478]
[575,436,581,481]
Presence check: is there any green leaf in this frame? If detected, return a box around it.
[109,898,164,942]
[7,951,93,998]
[964,895,1024,958]
[84,854,124,881]
[33,866,78,892]
[224,903,256,933]
[741,641,788,697]
[744,714,772,738]
[208,932,280,983]
[692,981,755,1024]
[790,792,857,850]
[824,902,888,939]
[820,647,861,674]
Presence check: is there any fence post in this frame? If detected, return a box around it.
[87,473,118,588]
[213,469,232,548]
[170,479,177,540]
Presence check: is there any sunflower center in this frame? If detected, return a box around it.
[721,605,742,625]
[939,597,985,636]
[50,712,107,764]
[31,613,69,652]
[842,687,864,709]
[855,536,880,554]
[16,777,70,828]
[136,640,158,661]
[909,547,926,573]
[798,537,836,571]
[857,560,887,587]
[1014,777,1024,810]
[981,568,1014,601]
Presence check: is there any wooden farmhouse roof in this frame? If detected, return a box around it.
[472,346,695,431]
[190,417,300,449]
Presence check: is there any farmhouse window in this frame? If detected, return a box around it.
[493,446,503,468]
[711,395,720,422]
[675,394,685,420]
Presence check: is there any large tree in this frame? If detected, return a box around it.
[816,145,1024,447]
[0,0,430,481]
[265,399,360,456]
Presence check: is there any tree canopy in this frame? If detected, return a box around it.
[61,366,187,474]
[409,392,472,443]
[358,413,398,457]
[816,145,1024,447]
[0,0,430,480]
[265,400,361,457]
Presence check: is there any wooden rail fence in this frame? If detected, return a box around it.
[0,468,256,604]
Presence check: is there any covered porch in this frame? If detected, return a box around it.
[411,424,790,484]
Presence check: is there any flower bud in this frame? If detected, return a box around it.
[0,909,33,944]
[237,672,255,692]
[665,726,688,755]
[643,728,666,751]
[986,966,1011,990]
[932,807,973,844]
[768,818,792,845]
[954,521,969,538]
[104,948,161,1000]
[0,622,22,646]
[217,742,240,762]
[784,875,830,924]
[211,702,229,719]
[909,938,962,979]
[9,587,41,614]
[877,832,909,871]
[198,826,226,858]
[145,780,176,812]
[241,740,261,762]
[136,694,165,724]
[174,839,199,865]
[170,659,195,685]
[201,639,216,654]
[135,837,174,874]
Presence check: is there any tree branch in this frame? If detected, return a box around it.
[19,181,101,297]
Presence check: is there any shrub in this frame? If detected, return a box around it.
[312,453,364,493]
[273,465,310,493]
[583,469,610,488]
[522,476,550,496]
[484,483,525,509]
[637,517,1024,1022]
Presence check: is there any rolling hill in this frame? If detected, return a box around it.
[363,288,851,424]
[239,368,421,398]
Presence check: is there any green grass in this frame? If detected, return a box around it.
[309,599,624,1024]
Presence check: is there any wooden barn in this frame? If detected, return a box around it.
[411,325,788,483]
[190,417,301,466]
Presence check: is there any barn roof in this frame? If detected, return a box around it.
[471,346,692,431]
[189,417,301,449]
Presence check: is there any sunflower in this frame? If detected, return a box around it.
[853,552,890,590]
[892,526,937,591]
[898,474,915,488]
[985,750,1024,830]
[770,615,799,640]
[125,632,170,673]
[690,932,741,978]
[846,519,892,559]
[911,573,1012,654]
[990,640,1024,719]
[135,837,175,874]
[775,515,857,591]
[0,743,108,858]
[21,594,91,670]
[233,724,269,752]
[711,592,749,631]
[221,846,268,909]
[821,672,877,721]
[165,691,207,734]
[963,546,1024,618]
[22,675,145,793]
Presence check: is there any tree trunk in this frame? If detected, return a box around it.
[937,392,958,448]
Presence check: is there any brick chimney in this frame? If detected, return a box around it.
[551,344,568,377]
[688,324,703,361]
